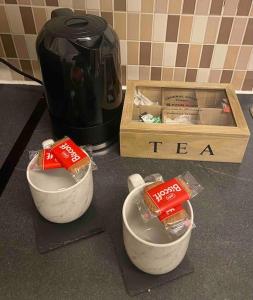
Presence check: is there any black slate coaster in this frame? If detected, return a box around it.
[33,205,104,254]
[110,222,194,297]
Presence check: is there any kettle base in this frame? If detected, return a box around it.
[49,111,122,147]
[85,138,117,152]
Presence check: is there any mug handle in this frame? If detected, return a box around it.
[127,174,145,193]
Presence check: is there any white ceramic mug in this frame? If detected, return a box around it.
[122,174,193,275]
[26,153,93,223]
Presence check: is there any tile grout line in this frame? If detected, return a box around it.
[161,0,170,81]
[149,0,155,80]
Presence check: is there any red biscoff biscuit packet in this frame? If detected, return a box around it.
[136,172,203,222]
[159,204,191,238]
[30,139,62,171]
[145,177,190,216]
[51,137,90,182]
[37,149,62,170]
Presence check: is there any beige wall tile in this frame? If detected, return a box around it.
[140,14,153,41]
[163,42,177,67]
[162,67,173,80]
[173,68,185,81]
[127,41,139,65]
[141,0,154,12]
[247,49,253,70]
[178,16,192,43]
[204,16,220,44]
[127,0,141,12]
[236,46,252,69]
[33,7,47,32]
[127,13,139,40]
[45,7,55,20]
[196,68,210,82]
[73,0,85,9]
[139,65,150,79]
[86,10,100,16]
[127,65,139,79]
[19,1,32,5]
[168,0,182,13]
[31,0,45,5]
[231,70,246,89]
[25,35,37,60]
[13,35,29,58]
[5,5,25,34]
[187,44,201,68]
[120,40,127,65]
[151,43,164,66]
[229,17,247,45]
[191,16,208,43]
[250,4,253,16]
[195,0,210,14]
[100,0,112,11]
[154,0,167,13]
[209,69,221,83]
[153,14,168,42]
[223,0,239,15]
[0,6,10,33]
[224,46,239,69]
[58,0,72,7]
[86,0,100,10]
[114,12,126,39]
[211,45,228,69]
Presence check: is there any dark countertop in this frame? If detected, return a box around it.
[0,85,253,299]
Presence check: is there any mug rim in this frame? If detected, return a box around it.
[26,152,92,194]
[122,182,194,248]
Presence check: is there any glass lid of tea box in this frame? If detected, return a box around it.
[132,86,236,127]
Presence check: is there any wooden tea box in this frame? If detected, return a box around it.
[120,80,250,163]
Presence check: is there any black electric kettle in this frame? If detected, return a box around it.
[36,8,122,147]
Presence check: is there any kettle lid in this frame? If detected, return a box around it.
[44,12,107,42]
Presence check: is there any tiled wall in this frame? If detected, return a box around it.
[0,0,253,90]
